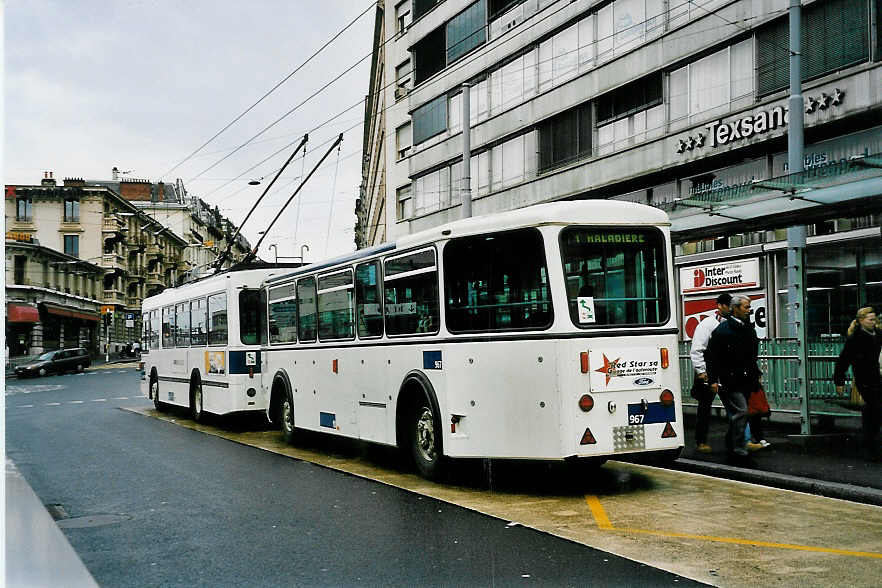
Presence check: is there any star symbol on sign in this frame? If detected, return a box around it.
[594,354,622,386]
[818,93,831,109]
[805,96,817,113]
[695,133,706,147]
[831,88,844,105]
[676,139,686,154]
[686,136,696,150]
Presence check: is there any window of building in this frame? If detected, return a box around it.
[63,235,79,257]
[191,298,208,346]
[413,166,451,216]
[413,94,448,145]
[355,261,384,338]
[395,0,412,34]
[13,256,26,284]
[384,248,439,335]
[162,306,175,348]
[16,196,32,221]
[447,0,487,63]
[596,72,664,154]
[444,228,552,332]
[207,292,228,345]
[669,39,754,122]
[491,133,526,190]
[269,284,297,344]
[64,198,80,222]
[490,50,537,115]
[413,25,446,84]
[560,227,669,327]
[395,59,412,93]
[448,78,490,134]
[396,184,413,220]
[489,0,522,20]
[318,270,355,341]
[396,122,412,159]
[296,277,317,342]
[757,0,869,97]
[413,0,442,20]
[538,102,592,172]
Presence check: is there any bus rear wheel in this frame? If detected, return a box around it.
[151,377,168,412]
[190,382,204,422]
[409,399,445,481]
[280,392,295,444]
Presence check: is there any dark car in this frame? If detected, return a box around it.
[14,348,91,378]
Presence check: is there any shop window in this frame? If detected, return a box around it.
[757,0,869,97]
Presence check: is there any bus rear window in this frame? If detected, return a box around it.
[444,228,552,332]
[560,227,668,327]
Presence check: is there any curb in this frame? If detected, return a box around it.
[673,458,882,506]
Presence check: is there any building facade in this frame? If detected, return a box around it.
[5,173,188,355]
[369,0,882,343]
[5,236,104,357]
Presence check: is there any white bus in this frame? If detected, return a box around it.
[140,268,284,420]
[260,201,683,479]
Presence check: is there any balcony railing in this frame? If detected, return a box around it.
[102,290,126,305]
[100,253,127,271]
[102,215,124,232]
[126,296,143,308]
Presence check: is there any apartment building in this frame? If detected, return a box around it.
[367,0,882,340]
[5,173,187,355]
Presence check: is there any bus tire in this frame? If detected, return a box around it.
[408,393,445,481]
[280,390,295,444]
[151,372,168,412]
[190,377,205,423]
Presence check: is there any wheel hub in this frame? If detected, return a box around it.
[416,408,436,462]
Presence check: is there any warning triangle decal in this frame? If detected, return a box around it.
[580,427,597,445]
[661,422,677,438]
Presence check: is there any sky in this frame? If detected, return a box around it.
[4,0,377,261]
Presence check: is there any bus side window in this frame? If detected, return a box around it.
[191,298,207,346]
[318,270,354,341]
[150,310,161,350]
[269,283,297,344]
[208,293,228,346]
[176,302,191,347]
[296,277,317,343]
[384,248,439,336]
[355,261,383,338]
[162,306,175,348]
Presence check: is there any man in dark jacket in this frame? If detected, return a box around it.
[833,307,880,461]
[705,294,762,466]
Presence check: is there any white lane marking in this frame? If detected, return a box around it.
[45,402,61,406]
[69,400,85,404]
[18,404,34,408]
[113,397,129,400]
[91,399,107,402]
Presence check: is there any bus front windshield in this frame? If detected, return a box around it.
[561,227,669,327]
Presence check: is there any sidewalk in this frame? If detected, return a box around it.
[665,406,882,506]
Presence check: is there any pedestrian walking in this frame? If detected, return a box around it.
[705,294,762,467]
[833,307,881,461]
[689,292,732,453]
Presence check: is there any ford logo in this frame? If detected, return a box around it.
[633,377,654,386]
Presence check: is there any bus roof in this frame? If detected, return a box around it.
[142,267,284,310]
[265,200,668,287]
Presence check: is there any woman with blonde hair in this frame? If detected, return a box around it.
[834,307,881,461]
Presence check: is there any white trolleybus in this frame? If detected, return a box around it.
[260,201,683,479]
[140,267,285,421]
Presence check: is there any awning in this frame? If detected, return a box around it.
[42,303,100,322]
[7,304,40,323]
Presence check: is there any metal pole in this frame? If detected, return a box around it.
[786,0,810,435]
[461,83,472,219]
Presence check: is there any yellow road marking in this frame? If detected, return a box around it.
[585,495,882,560]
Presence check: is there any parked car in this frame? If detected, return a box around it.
[14,348,91,378]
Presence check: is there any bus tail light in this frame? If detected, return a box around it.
[578,394,594,412]
[660,389,674,406]
[660,347,669,369]
[249,367,254,378]
[451,414,461,433]
[332,359,338,374]
[580,352,589,373]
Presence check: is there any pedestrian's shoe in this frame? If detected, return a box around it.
[696,443,712,453]
[758,439,771,448]
[746,441,764,452]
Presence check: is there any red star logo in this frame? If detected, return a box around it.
[594,354,621,386]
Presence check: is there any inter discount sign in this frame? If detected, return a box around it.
[679,259,759,294]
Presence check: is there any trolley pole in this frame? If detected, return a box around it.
[461,83,472,219]
[786,0,811,435]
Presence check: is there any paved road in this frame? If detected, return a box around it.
[6,369,700,587]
